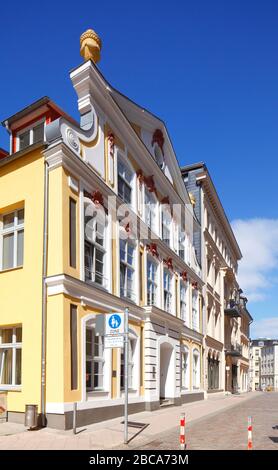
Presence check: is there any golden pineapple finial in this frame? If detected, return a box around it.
[80,28,102,63]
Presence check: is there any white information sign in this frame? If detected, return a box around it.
[104,335,124,349]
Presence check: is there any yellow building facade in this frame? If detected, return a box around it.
[0,30,205,428]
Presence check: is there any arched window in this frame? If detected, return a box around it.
[86,326,105,391]
[154,144,165,170]
[181,347,190,390]
[120,330,138,390]
[193,349,200,389]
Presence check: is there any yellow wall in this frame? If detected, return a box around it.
[0,150,44,412]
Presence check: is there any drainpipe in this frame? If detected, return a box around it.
[41,159,49,426]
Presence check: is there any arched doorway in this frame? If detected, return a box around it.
[159,342,174,399]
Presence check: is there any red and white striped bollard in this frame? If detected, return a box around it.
[247,416,253,450]
[180,413,186,450]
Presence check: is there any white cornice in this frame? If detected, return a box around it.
[70,61,191,207]
[197,172,242,260]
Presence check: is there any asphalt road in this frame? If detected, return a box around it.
[134,392,278,450]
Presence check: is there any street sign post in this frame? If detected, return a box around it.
[102,309,129,444]
[124,307,129,444]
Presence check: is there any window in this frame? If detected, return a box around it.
[193,350,200,389]
[180,282,188,325]
[86,327,104,391]
[69,198,77,268]
[145,190,157,232]
[147,258,158,306]
[70,305,78,390]
[181,349,189,390]
[192,290,199,331]
[121,336,137,390]
[163,269,172,313]
[84,206,107,287]
[17,122,44,151]
[0,209,24,270]
[0,327,22,387]
[118,160,133,204]
[120,239,135,301]
[161,209,171,246]
[178,228,185,260]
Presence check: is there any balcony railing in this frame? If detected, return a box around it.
[225,342,242,356]
[224,299,241,318]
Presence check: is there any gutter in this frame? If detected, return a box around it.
[41,159,49,426]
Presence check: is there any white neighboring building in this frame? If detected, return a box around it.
[249,340,263,391]
[260,340,278,390]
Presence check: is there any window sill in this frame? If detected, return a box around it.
[87,390,109,398]
[0,266,23,274]
[0,385,22,392]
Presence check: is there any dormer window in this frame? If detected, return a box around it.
[16,121,45,152]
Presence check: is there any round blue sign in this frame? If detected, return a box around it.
[108,314,121,329]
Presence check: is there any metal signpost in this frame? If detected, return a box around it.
[103,308,129,444]
[124,307,129,444]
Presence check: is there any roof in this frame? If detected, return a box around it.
[2,96,79,130]
[0,147,8,159]
[181,162,242,260]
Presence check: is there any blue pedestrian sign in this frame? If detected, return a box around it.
[106,312,124,335]
[108,314,121,330]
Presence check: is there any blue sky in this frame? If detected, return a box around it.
[1,0,278,336]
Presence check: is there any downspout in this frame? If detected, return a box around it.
[41,159,49,426]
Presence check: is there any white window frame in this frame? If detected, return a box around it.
[180,281,189,325]
[161,208,172,247]
[193,349,200,389]
[144,189,158,234]
[120,238,136,301]
[117,155,135,208]
[86,326,105,392]
[84,204,107,288]
[163,268,173,314]
[120,331,138,391]
[147,257,158,306]
[181,347,190,390]
[0,208,24,271]
[0,327,22,390]
[16,118,45,152]
[192,289,199,331]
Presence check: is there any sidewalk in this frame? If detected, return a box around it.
[0,392,259,450]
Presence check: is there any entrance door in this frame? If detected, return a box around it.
[160,343,173,399]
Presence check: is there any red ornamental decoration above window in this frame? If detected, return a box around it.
[192,281,198,290]
[144,175,157,194]
[92,190,104,207]
[147,243,159,259]
[161,196,170,205]
[164,257,174,271]
[181,271,188,282]
[125,222,132,235]
[107,132,115,156]
[152,129,164,155]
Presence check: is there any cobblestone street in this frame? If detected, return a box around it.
[132,392,278,450]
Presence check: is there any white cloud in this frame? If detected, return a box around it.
[251,317,278,339]
[231,218,278,302]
